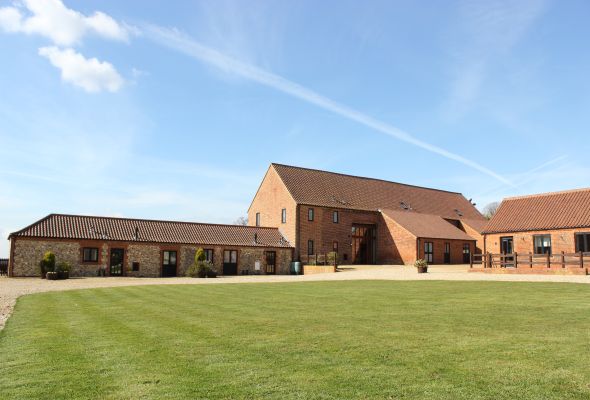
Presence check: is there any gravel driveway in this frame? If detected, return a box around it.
[2,264,588,330]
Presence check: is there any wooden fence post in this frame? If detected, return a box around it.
[547,252,551,269]
[514,252,518,268]
[561,251,565,269]
[488,253,493,268]
[529,252,532,268]
[580,252,584,269]
[470,253,473,269]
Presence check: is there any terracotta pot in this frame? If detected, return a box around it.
[46,272,58,280]
[417,266,428,273]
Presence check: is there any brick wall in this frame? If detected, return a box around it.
[10,237,293,277]
[417,238,474,265]
[380,214,416,264]
[248,166,298,250]
[484,228,589,255]
[461,222,484,253]
[298,206,382,263]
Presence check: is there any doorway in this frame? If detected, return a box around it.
[265,251,276,274]
[444,242,451,264]
[223,250,238,275]
[351,225,376,264]
[162,250,177,277]
[500,236,514,267]
[109,248,124,276]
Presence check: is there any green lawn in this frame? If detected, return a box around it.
[1,281,589,399]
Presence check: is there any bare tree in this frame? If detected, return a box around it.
[482,202,500,220]
[233,216,248,226]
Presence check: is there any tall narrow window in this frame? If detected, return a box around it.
[333,241,338,252]
[281,208,287,224]
[255,213,261,227]
[333,210,339,223]
[533,235,551,255]
[424,242,433,263]
[308,240,314,255]
[575,233,590,253]
[308,208,314,221]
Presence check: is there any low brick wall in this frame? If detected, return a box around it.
[302,264,336,275]
[470,267,588,275]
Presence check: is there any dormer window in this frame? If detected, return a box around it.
[400,201,411,210]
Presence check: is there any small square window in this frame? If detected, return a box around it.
[204,249,214,263]
[82,247,99,263]
[132,262,140,272]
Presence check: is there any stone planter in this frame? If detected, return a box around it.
[57,271,69,280]
[416,266,428,273]
[46,271,58,280]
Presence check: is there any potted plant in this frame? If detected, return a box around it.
[56,261,71,280]
[39,251,56,279]
[414,259,428,273]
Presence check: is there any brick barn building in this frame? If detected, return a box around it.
[8,214,293,277]
[483,188,590,256]
[248,164,486,265]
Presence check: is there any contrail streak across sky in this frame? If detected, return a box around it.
[143,24,512,186]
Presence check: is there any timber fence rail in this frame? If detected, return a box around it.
[471,252,589,270]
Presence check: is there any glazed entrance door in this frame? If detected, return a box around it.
[162,250,177,277]
[265,251,276,274]
[223,250,238,275]
[351,225,376,264]
[109,248,124,276]
[500,237,514,267]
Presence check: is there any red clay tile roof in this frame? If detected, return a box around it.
[10,214,292,248]
[272,163,485,221]
[460,218,487,234]
[381,209,476,241]
[483,188,590,234]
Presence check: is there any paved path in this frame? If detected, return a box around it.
[2,265,589,329]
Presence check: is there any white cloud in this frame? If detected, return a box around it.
[38,46,124,93]
[0,0,129,46]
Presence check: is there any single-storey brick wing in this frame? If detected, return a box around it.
[248,163,486,264]
[483,188,590,256]
[8,214,293,277]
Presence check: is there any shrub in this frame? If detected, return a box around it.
[414,259,428,268]
[56,261,71,279]
[186,249,217,278]
[39,251,56,277]
[327,252,339,266]
[56,261,71,273]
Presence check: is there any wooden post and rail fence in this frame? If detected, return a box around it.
[470,251,588,272]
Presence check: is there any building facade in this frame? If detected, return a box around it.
[249,164,485,265]
[483,188,590,256]
[8,214,293,277]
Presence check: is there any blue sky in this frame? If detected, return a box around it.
[1,0,589,257]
